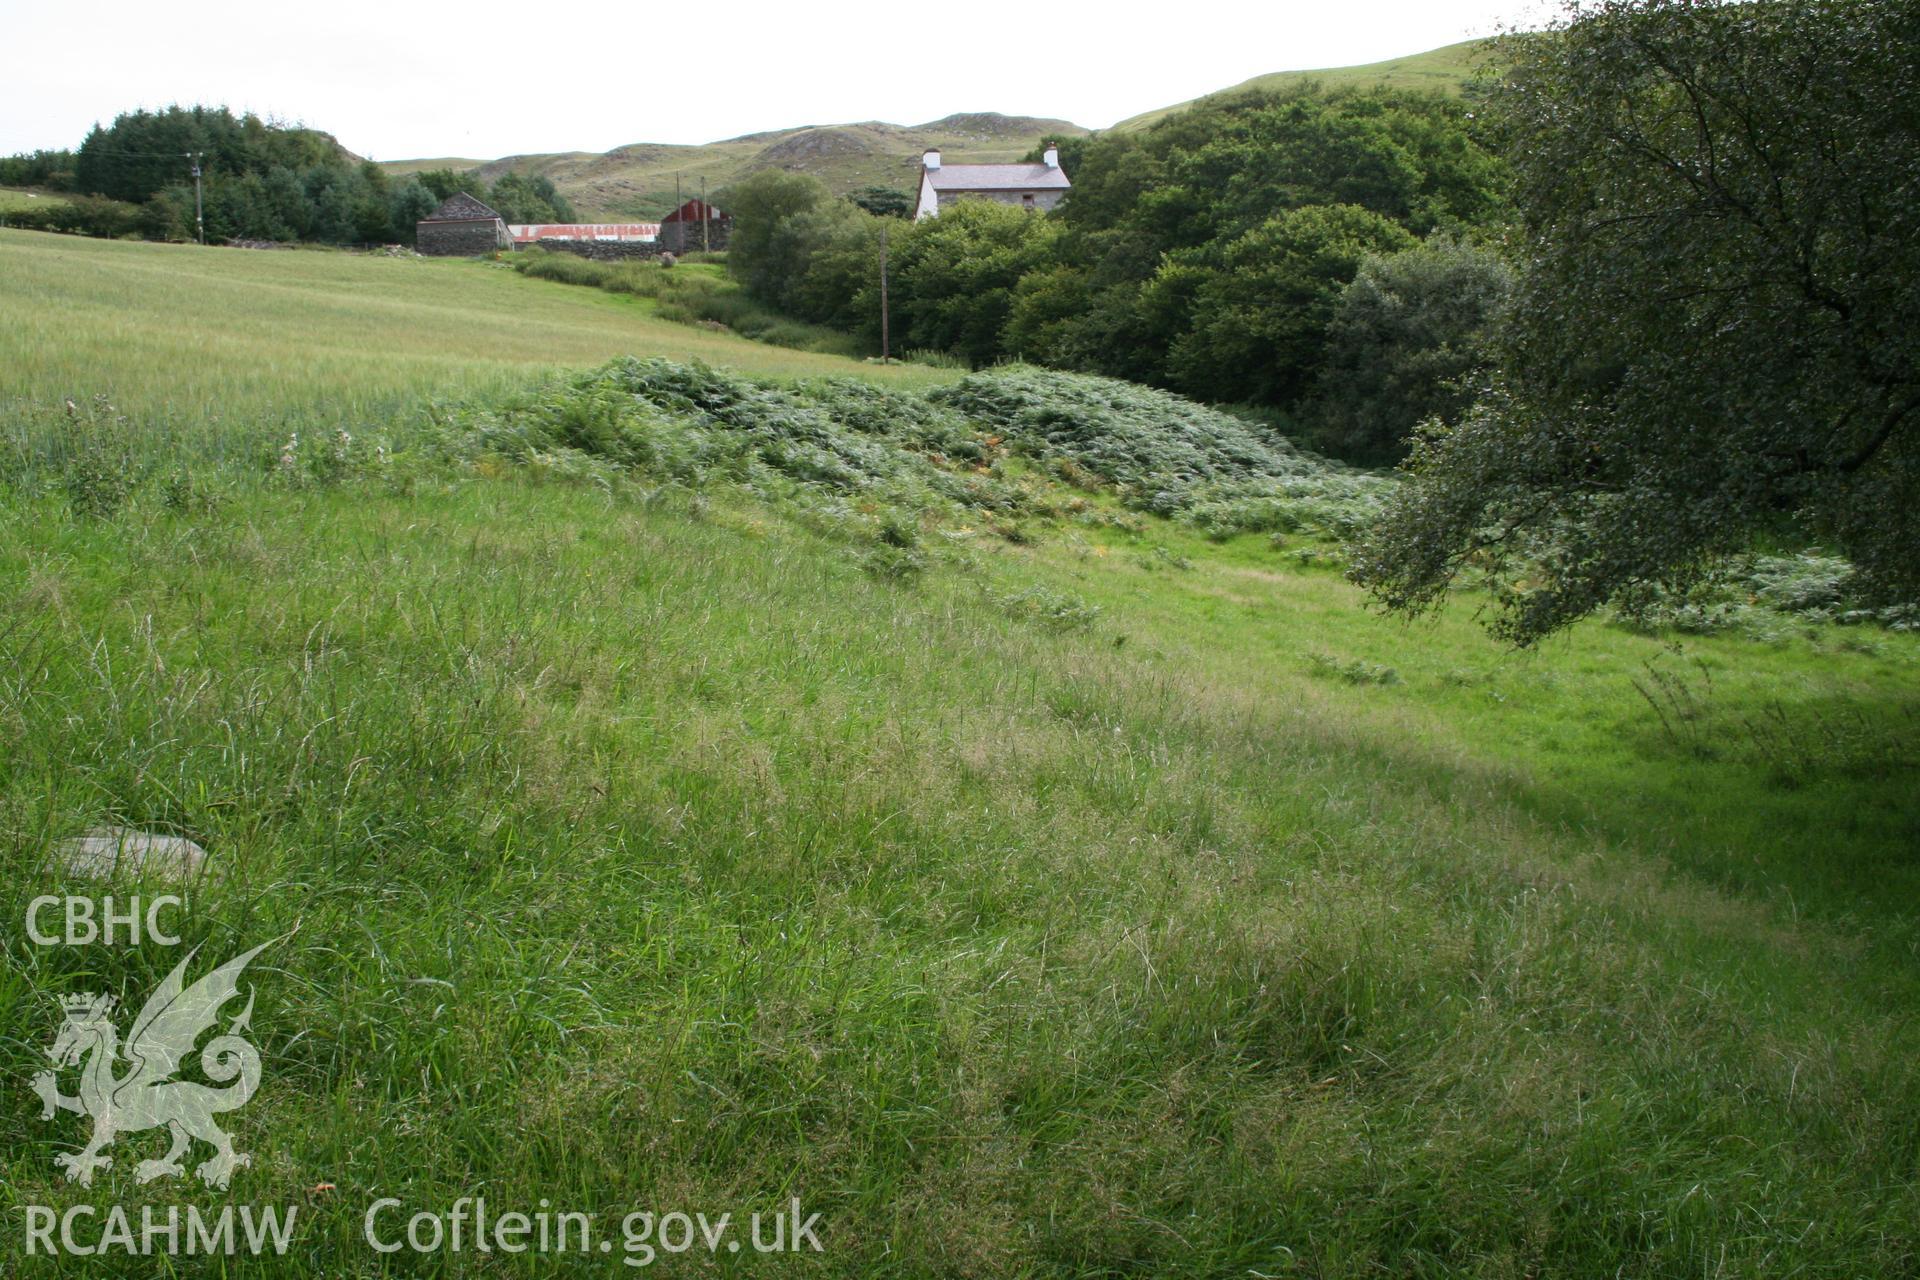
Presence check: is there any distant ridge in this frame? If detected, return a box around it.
[383,114,1086,221]
[1112,38,1495,132]
[379,42,1495,218]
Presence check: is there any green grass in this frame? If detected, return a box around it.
[2,230,1917,1277]
[1114,38,1496,131]
[0,189,141,226]
[507,251,867,357]
[0,230,952,463]
[0,188,72,213]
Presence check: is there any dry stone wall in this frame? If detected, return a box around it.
[527,238,664,261]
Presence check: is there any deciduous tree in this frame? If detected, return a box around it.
[1164,204,1416,406]
[1311,233,1512,464]
[1353,0,1920,643]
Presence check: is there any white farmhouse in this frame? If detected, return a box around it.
[914,144,1071,219]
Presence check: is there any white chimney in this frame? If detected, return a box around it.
[923,148,941,171]
[1043,143,1059,169]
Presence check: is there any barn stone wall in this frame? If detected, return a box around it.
[659,218,732,253]
[417,218,509,257]
[527,238,664,261]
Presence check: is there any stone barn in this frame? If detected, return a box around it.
[416,192,511,256]
[658,198,732,253]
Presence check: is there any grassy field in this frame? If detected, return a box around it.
[1113,39,1494,131]
[0,231,949,464]
[1,229,1917,1277]
[0,188,70,213]
[504,252,871,359]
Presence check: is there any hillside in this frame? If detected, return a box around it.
[383,112,1088,220]
[1113,37,1495,131]
[3,229,1918,1275]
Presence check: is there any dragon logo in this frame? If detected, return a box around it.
[31,942,270,1190]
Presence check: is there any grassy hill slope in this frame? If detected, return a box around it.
[0,229,947,447]
[383,112,1087,220]
[2,230,1917,1276]
[1115,38,1494,130]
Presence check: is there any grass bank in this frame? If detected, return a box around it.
[507,250,869,359]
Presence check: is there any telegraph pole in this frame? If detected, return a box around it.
[674,172,682,253]
[189,152,205,244]
[879,223,890,364]
[700,176,709,254]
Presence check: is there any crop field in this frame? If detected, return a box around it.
[1,228,1917,1277]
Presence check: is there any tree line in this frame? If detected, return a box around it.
[723,85,1512,465]
[0,107,575,244]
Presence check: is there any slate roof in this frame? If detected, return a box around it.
[423,192,504,222]
[926,163,1071,192]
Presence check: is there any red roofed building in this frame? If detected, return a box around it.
[658,198,731,253]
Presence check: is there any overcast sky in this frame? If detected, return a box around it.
[1,0,1546,161]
